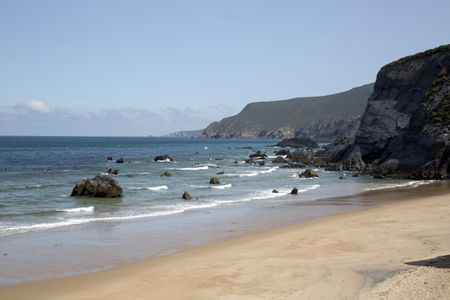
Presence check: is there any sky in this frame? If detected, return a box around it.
[1,0,449,136]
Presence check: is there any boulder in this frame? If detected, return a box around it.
[272,189,279,193]
[272,157,288,164]
[107,156,113,161]
[249,151,268,160]
[209,177,220,184]
[182,192,191,200]
[160,171,172,177]
[115,158,124,163]
[298,169,319,178]
[290,188,299,195]
[258,161,266,166]
[276,137,319,149]
[154,154,173,162]
[70,176,123,198]
[217,171,225,175]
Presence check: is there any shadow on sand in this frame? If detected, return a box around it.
[406,254,450,269]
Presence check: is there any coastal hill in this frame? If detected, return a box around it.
[202,83,374,141]
[163,129,204,138]
[329,44,450,179]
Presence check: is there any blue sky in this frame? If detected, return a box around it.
[1,0,449,135]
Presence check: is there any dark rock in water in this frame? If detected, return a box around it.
[70,176,123,198]
[245,158,255,164]
[160,171,172,177]
[115,158,124,163]
[154,154,173,162]
[274,149,290,156]
[107,156,113,161]
[298,169,319,178]
[234,160,238,164]
[373,174,386,179]
[217,171,225,175]
[182,192,191,200]
[272,189,279,193]
[339,176,345,179]
[249,151,267,160]
[290,188,299,195]
[352,173,360,177]
[258,161,266,166]
[272,157,288,164]
[276,137,319,149]
[331,44,450,179]
[209,176,220,184]
[105,169,119,175]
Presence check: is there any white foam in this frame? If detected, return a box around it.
[210,183,232,190]
[62,206,94,213]
[156,158,172,163]
[297,184,321,193]
[259,166,279,174]
[364,180,432,191]
[0,203,219,236]
[176,166,209,171]
[146,185,169,191]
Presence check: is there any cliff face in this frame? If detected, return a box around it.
[202,84,373,142]
[334,45,450,179]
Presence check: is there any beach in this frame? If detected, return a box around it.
[1,182,449,299]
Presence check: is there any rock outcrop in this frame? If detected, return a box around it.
[332,44,450,179]
[275,137,319,149]
[70,176,123,198]
[154,155,173,162]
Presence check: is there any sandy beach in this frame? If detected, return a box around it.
[1,184,449,300]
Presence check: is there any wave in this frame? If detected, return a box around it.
[155,158,172,163]
[0,203,219,237]
[364,180,432,191]
[226,166,279,178]
[176,166,209,171]
[62,206,94,213]
[131,185,169,191]
[210,183,232,190]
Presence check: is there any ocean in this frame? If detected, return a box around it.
[0,136,430,237]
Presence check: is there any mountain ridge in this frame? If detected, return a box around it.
[202,83,374,141]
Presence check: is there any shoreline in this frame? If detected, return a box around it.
[1,181,449,299]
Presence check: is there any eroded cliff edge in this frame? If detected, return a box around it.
[329,44,450,179]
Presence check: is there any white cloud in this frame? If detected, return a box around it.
[25,100,50,113]
[0,102,238,136]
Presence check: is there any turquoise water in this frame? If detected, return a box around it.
[0,136,429,237]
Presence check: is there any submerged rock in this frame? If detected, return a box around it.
[217,171,225,175]
[105,169,119,175]
[274,149,290,156]
[115,158,124,163]
[272,189,279,193]
[70,176,123,198]
[298,169,319,178]
[290,188,299,195]
[182,192,191,200]
[107,156,113,161]
[154,154,173,162]
[209,177,220,184]
[160,171,172,177]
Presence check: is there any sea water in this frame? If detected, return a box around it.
[0,136,431,237]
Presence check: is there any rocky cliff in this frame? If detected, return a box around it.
[202,84,374,142]
[331,44,450,179]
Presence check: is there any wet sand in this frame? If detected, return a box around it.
[0,181,449,299]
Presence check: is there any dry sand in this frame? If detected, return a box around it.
[1,189,449,299]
